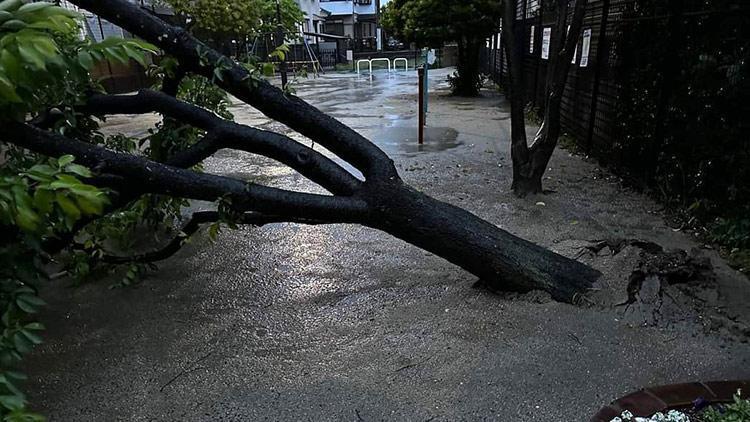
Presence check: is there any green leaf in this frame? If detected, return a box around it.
[0,19,26,31]
[213,67,224,82]
[14,204,39,232]
[261,62,275,77]
[15,294,44,314]
[64,163,92,178]
[17,41,46,69]
[122,44,147,67]
[12,332,32,354]
[74,195,102,216]
[104,46,129,64]
[23,322,44,331]
[0,74,21,103]
[0,374,21,396]
[0,394,24,411]
[0,0,23,14]
[208,222,220,241]
[16,1,53,15]
[20,329,42,345]
[77,50,93,69]
[32,188,54,215]
[1,310,11,327]
[57,155,75,167]
[0,49,21,79]
[4,371,27,381]
[54,192,80,220]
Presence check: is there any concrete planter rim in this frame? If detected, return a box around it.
[590,380,750,422]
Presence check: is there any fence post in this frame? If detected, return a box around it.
[494,34,500,76]
[418,66,425,144]
[585,0,611,152]
[499,29,505,86]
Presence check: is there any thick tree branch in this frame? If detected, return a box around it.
[69,0,397,181]
[1,122,370,222]
[83,90,362,196]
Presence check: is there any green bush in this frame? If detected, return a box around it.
[703,390,750,422]
[0,1,156,417]
[614,0,749,221]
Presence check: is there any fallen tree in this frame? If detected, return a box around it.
[2,0,600,302]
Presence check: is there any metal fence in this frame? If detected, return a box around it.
[482,0,749,160]
[483,0,624,153]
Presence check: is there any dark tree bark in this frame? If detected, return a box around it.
[454,36,484,97]
[0,0,601,302]
[503,0,588,197]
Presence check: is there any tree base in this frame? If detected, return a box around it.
[511,175,543,197]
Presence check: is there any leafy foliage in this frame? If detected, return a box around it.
[381,0,501,95]
[381,0,501,48]
[0,0,156,119]
[614,0,749,223]
[157,0,303,49]
[0,153,107,419]
[703,390,750,422]
[0,1,157,417]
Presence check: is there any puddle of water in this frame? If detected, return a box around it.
[367,125,462,155]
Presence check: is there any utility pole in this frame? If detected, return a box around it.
[276,0,288,88]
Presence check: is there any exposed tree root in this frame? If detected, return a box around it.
[579,238,714,308]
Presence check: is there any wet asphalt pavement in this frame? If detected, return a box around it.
[25,68,750,421]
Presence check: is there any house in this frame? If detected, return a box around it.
[319,0,383,51]
[294,0,331,44]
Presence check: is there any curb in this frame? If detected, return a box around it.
[590,380,750,422]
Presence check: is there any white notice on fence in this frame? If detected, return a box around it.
[529,25,535,53]
[541,27,551,60]
[427,49,437,65]
[567,25,577,64]
[579,28,592,67]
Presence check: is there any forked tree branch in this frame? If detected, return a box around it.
[69,0,397,181]
[2,122,369,223]
[84,90,362,196]
[529,0,588,155]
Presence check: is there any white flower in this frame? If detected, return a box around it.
[610,409,691,422]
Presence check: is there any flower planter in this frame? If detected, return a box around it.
[590,380,750,422]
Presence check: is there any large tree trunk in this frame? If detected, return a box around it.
[367,181,599,301]
[8,0,601,303]
[454,37,483,97]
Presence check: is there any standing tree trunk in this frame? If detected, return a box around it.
[504,0,588,197]
[454,36,483,97]
[2,0,601,303]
